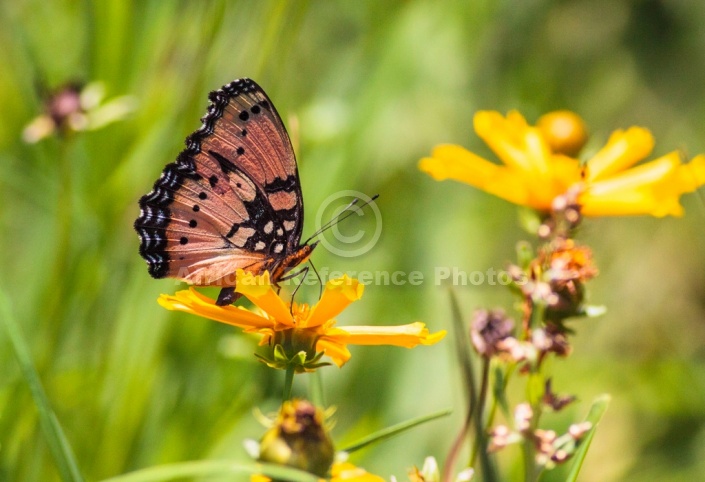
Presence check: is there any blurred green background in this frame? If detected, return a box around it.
[2,0,705,480]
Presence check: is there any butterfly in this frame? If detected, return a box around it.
[134,78,315,305]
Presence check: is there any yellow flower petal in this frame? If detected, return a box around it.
[475,110,551,173]
[331,462,386,482]
[420,144,501,182]
[307,276,364,328]
[675,154,705,191]
[420,145,537,207]
[326,323,446,348]
[585,152,679,196]
[235,269,273,297]
[316,338,352,367]
[421,112,584,211]
[585,127,654,181]
[235,270,295,326]
[579,151,704,217]
[158,288,273,331]
[580,191,682,217]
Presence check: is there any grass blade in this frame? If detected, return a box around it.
[448,290,498,482]
[0,289,85,482]
[565,394,611,482]
[339,408,451,453]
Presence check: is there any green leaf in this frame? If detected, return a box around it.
[99,460,320,482]
[565,394,611,482]
[295,350,308,365]
[308,370,326,408]
[274,344,288,362]
[339,408,452,453]
[0,289,85,482]
[492,364,511,419]
[448,290,499,482]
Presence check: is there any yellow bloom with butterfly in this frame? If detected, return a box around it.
[419,110,705,217]
[158,270,446,370]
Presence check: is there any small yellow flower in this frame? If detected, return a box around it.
[258,400,335,478]
[330,462,385,482]
[252,399,385,482]
[159,270,445,368]
[419,110,705,217]
[251,462,384,482]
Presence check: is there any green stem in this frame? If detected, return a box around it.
[468,359,490,467]
[283,365,295,402]
[443,291,478,482]
[340,408,452,454]
[444,291,498,482]
[40,140,73,358]
[308,370,325,408]
[0,289,85,482]
[527,299,545,332]
[523,440,535,482]
[520,293,547,482]
[522,404,542,482]
[485,363,514,429]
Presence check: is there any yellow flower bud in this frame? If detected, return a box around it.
[258,400,335,478]
[537,111,588,157]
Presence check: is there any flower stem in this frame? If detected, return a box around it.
[444,291,498,482]
[308,370,325,408]
[468,359,490,466]
[522,409,542,482]
[283,365,295,402]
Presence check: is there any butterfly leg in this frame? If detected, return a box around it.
[216,287,241,306]
[308,259,324,300]
[286,266,309,310]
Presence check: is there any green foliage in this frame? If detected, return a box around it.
[1,1,705,481]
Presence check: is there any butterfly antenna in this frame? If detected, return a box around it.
[306,199,360,241]
[303,194,380,245]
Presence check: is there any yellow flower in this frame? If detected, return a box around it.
[419,110,705,217]
[330,462,385,482]
[251,462,384,482]
[258,399,335,478]
[159,270,445,368]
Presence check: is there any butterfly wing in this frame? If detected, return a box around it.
[135,78,305,286]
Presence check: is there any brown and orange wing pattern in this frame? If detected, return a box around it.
[135,78,306,287]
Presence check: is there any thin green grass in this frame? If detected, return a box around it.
[1,1,705,481]
[0,289,85,482]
